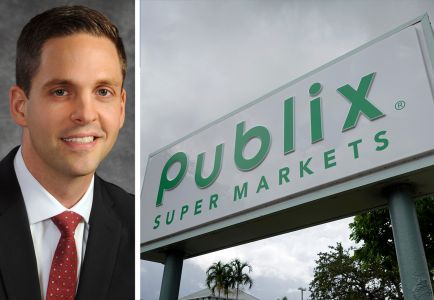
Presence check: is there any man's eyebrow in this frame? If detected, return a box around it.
[41,78,122,89]
[42,79,73,88]
[95,79,122,87]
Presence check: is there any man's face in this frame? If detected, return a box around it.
[15,33,126,180]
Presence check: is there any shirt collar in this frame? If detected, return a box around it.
[13,147,93,225]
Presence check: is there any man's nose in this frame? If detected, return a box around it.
[70,93,97,125]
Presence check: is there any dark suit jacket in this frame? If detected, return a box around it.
[0,147,134,300]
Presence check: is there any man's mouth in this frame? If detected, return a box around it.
[62,136,96,144]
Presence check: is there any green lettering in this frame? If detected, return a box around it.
[156,152,188,207]
[194,199,203,215]
[209,194,218,209]
[324,149,336,169]
[195,143,224,188]
[180,205,189,220]
[234,182,248,201]
[234,121,271,171]
[310,82,323,143]
[299,157,314,178]
[256,176,269,193]
[279,167,290,185]
[348,139,362,159]
[153,215,161,229]
[284,97,295,154]
[375,130,389,151]
[337,72,385,131]
[166,210,175,225]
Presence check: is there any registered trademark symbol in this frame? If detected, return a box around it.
[395,100,406,110]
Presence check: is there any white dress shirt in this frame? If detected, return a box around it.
[13,147,93,299]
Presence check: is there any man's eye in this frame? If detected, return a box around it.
[53,89,68,96]
[97,88,112,96]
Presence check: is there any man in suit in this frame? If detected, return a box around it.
[0,6,134,300]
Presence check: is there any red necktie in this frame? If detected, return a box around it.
[46,211,82,300]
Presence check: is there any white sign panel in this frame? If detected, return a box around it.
[142,17,434,251]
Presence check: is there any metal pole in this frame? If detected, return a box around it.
[387,184,433,300]
[159,251,184,300]
[298,287,306,300]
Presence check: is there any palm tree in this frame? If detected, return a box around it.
[222,265,234,300]
[230,258,253,300]
[206,261,229,298]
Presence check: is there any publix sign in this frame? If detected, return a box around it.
[141,15,434,261]
[155,72,386,210]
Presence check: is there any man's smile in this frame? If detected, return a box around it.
[60,132,104,150]
[62,136,95,143]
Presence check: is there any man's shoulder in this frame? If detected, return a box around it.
[94,175,134,226]
[0,147,19,170]
[96,176,134,202]
[0,147,21,212]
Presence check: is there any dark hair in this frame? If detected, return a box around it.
[16,5,127,95]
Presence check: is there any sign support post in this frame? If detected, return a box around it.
[159,251,184,300]
[387,184,433,300]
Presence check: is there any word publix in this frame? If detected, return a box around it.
[152,130,388,230]
[153,72,389,229]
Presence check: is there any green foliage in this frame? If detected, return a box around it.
[231,258,253,299]
[310,196,434,299]
[309,243,401,299]
[206,261,232,298]
[350,196,434,286]
[205,259,253,299]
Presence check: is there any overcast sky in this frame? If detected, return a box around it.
[140,1,434,299]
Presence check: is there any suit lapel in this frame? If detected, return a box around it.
[0,147,41,300]
[76,176,122,300]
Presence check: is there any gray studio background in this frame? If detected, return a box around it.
[0,0,134,193]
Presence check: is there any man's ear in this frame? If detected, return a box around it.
[9,85,28,127]
[119,88,126,128]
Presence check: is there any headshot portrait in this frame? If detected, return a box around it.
[0,1,134,300]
